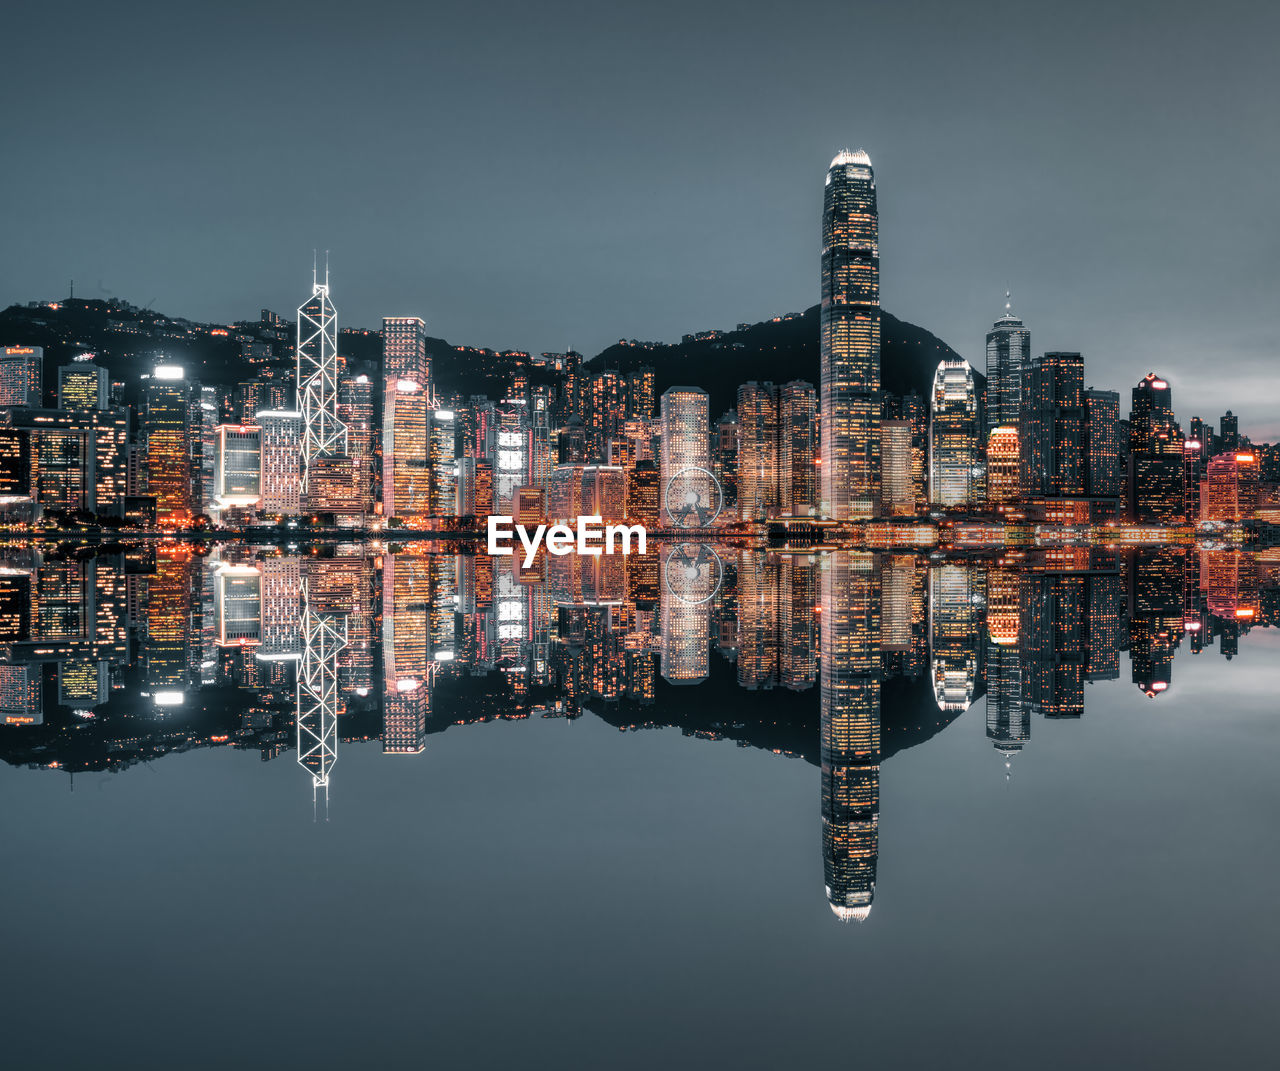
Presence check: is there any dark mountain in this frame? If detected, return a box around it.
[587,305,975,415]
[0,297,974,414]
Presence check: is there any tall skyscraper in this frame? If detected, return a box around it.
[737,381,779,521]
[659,387,712,526]
[1127,372,1184,524]
[382,380,430,519]
[985,296,1030,434]
[1020,352,1085,501]
[778,380,817,517]
[883,391,928,511]
[713,410,739,513]
[382,317,430,392]
[880,419,914,515]
[929,359,980,507]
[1219,410,1239,454]
[339,374,375,514]
[820,149,880,520]
[142,365,193,524]
[1083,388,1123,499]
[297,265,347,493]
[257,410,303,515]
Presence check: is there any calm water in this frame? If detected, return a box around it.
[0,543,1276,1070]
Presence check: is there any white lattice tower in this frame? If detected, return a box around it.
[296,580,348,818]
[296,257,348,492]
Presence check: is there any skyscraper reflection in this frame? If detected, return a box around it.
[0,542,1275,902]
[820,552,881,920]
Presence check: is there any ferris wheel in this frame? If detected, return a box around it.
[663,466,723,527]
[662,544,725,606]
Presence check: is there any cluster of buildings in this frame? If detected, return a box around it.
[0,148,1266,533]
[816,151,1268,527]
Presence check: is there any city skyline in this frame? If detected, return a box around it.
[3,2,1278,440]
[4,6,1279,1067]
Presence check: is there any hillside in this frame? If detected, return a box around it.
[0,297,975,414]
[588,305,975,416]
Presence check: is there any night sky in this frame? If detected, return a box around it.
[3,0,1277,436]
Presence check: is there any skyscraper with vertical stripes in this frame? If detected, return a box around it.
[820,150,880,520]
[985,296,1030,435]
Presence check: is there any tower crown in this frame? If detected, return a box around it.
[829,148,871,168]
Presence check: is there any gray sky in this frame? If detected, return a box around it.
[3,0,1277,437]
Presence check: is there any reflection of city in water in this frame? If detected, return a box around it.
[0,541,1276,918]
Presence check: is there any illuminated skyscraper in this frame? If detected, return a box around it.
[778,380,817,517]
[339,374,376,514]
[820,551,880,919]
[820,150,880,519]
[0,346,42,408]
[985,296,1030,434]
[296,265,347,493]
[57,362,108,410]
[382,317,430,392]
[929,359,980,507]
[1020,352,1085,503]
[213,425,261,511]
[583,368,625,462]
[880,420,914,515]
[142,365,193,524]
[428,410,457,517]
[1083,388,1123,500]
[986,426,1020,505]
[9,407,128,517]
[256,410,302,515]
[1205,451,1260,521]
[625,366,655,419]
[1127,372,1184,523]
[737,382,779,521]
[1219,410,1239,454]
[659,387,713,526]
[382,380,430,519]
[883,391,927,512]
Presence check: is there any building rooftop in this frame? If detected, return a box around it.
[830,148,872,169]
